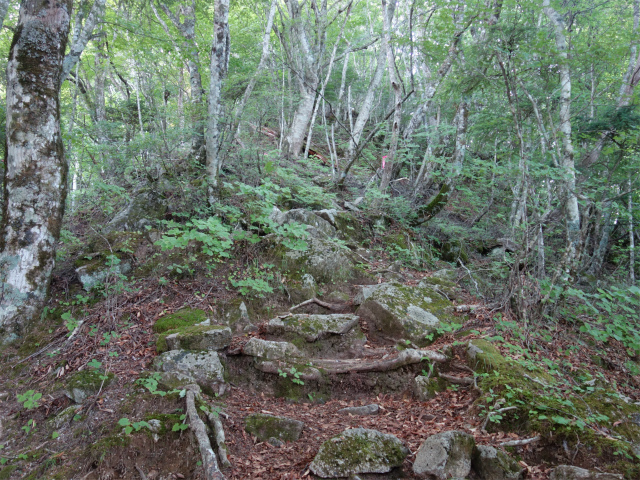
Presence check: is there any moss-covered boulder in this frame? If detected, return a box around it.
[160,325,232,353]
[355,282,455,347]
[64,370,115,403]
[270,207,336,238]
[287,273,317,304]
[413,430,475,479]
[280,236,367,284]
[472,445,524,480]
[75,256,132,291]
[266,314,366,358]
[413,374,448,401]
[245,413,304,443]
[221,299,255,333]
[153,308,209,333]
[242,338,302,360]
[153,350,224,391]
[310,428,409,478]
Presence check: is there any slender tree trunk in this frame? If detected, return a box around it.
[61,0,105,83]
[629,175,636,284]
[0,0,9,31]
[543,0,580,279]
[206,0,230,202]
[0,0,72,342]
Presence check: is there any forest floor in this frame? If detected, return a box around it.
[0,248,638,479]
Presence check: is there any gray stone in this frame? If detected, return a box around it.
[104,188,167,233]
[283,236,363,283]
[338,404,379,416]
[472,445,524,480]
[355,283,454,347]
[76,260,132,291]
[63,370,114,404]
[413,375,446,401]
[549,466,623,480]
[245,413,304,442]
[344,201,361,212]
[310,428,409,478]
[288,273,317,303]
[267,314,360,342]
[268,437,284,447]
[155,371,196,390]
[164,325,232,351]
[314,209,339,226]
[413,430,475,479]
[242,338,302,359]
[222,299,253,333]
[153,350,224,388]
[271,207,337,239]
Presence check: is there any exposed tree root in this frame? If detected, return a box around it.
[207,411,231,469]
[499,435,541,447]
[289,297,348,312]
[185,385,225,480]
[254,348,447,381]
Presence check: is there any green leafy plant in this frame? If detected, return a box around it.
[278,367,305,385]
[172,414,189,432]
[17,390,42,410]
[118,418,152,435]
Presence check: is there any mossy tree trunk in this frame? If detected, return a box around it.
[0,0,72,342]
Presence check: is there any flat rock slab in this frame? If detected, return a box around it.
[413,430,475,479]
[245,413,304,442]
[338,404,380,416]
[472,445,524,480]
[164,325,232,351]
[153,350,224,387]
[355,283,454,347]
[310,428,408,478]
[242,337,302,360]
[267,314,359,342]
[549,466,623,480]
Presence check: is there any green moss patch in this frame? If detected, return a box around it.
[153,308,208,333]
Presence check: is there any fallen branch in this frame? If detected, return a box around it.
[289,297,347,312]
[135,464,148,480]
[185,385,225,480]
[499,435,541,447]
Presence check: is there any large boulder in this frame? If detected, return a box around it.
[413,430,475,479]
[472,445,524,480]
[355,283,454,347]
[153,350,224,392]
[310,428,409,478]
[245,413,304,443]
[266,314,366,358]
[549,466,623,479]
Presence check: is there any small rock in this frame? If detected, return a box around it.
[549,465,623,480]
[268,437,284,447]
[344,201,361,212]
[242,338,302,359]
[338,404,379,416]
[472,445,524,480]
[64,370,114,403]
[245,413,304,442]
[310,428,408,478]
[314,209,338,226]
[153,350,224,391]
[413,375,446,401]
[413,430,475,479]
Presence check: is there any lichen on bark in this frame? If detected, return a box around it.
[0,0,72,342]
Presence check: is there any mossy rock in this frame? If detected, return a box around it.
[355,282,455,347]
[413,374,448,401]
[154,308,209,333]
[245,413,304,442]
[472,445,524,480]
[310,428,409,478]
[104,187,167,233]
[413,430,475,478]
[64,370,115,403]
[156,324,232,353]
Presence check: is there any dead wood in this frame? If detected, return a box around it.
[289,297,347,312]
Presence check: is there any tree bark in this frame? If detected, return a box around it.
[0,0,9,31]
[0,0,72,342]
[206,0,230,202]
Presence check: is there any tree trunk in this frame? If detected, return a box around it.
[0,0,72,343]
[61,0,106,83]
[0,0,9,31]
[206,0,230,202]
[543,0,580,279]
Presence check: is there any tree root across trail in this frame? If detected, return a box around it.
[185,385,226,480]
